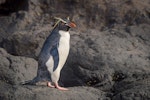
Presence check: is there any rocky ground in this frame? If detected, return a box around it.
[0,0,150,100]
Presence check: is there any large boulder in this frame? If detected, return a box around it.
[0,81,108,100]
[0,48,38,85]
[61,24,150,88]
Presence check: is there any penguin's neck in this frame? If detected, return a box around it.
[59,30,70,39]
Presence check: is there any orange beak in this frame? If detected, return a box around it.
[68,22,76,28]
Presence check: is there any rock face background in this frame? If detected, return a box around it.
[0,0,150,100]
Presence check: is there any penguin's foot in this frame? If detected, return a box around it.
[54,83,68,91]
[47,82,55,88]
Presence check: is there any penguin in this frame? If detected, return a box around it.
[34,17,76,90]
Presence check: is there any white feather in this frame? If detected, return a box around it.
[50,30,70,83]
[46,56,54,73]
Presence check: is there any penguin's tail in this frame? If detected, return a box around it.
[21,80,34,85]
[21,77,38,85]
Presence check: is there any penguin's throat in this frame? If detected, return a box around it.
[59,30,70,39]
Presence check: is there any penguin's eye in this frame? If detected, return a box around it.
[61,22,65,25]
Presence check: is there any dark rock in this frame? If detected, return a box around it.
[63,24,150,89]
[112,77,150,100]
[0,0,28,16]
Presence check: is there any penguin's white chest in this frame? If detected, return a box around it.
[57,30,70,69]
[46,30,70,83]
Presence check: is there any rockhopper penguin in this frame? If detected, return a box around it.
[35,17,76,90]
[39,18,76,90]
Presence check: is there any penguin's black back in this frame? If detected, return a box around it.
[39,27,60,66]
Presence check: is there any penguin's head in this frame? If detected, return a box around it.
[54,17,76,31]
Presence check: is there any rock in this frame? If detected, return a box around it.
[2,30,47,58]
[62,24,150,90]
[126,24,150,46]
[0,0,6,4]
[0,0,150,56]
[1,23,150,99]
[0,48,38,85]
[0,82,108,100]
[0,0,150,100]
[112,77,150,100]
[0,47,109,100]
[0,0,150,35]
[40,0,150,28]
